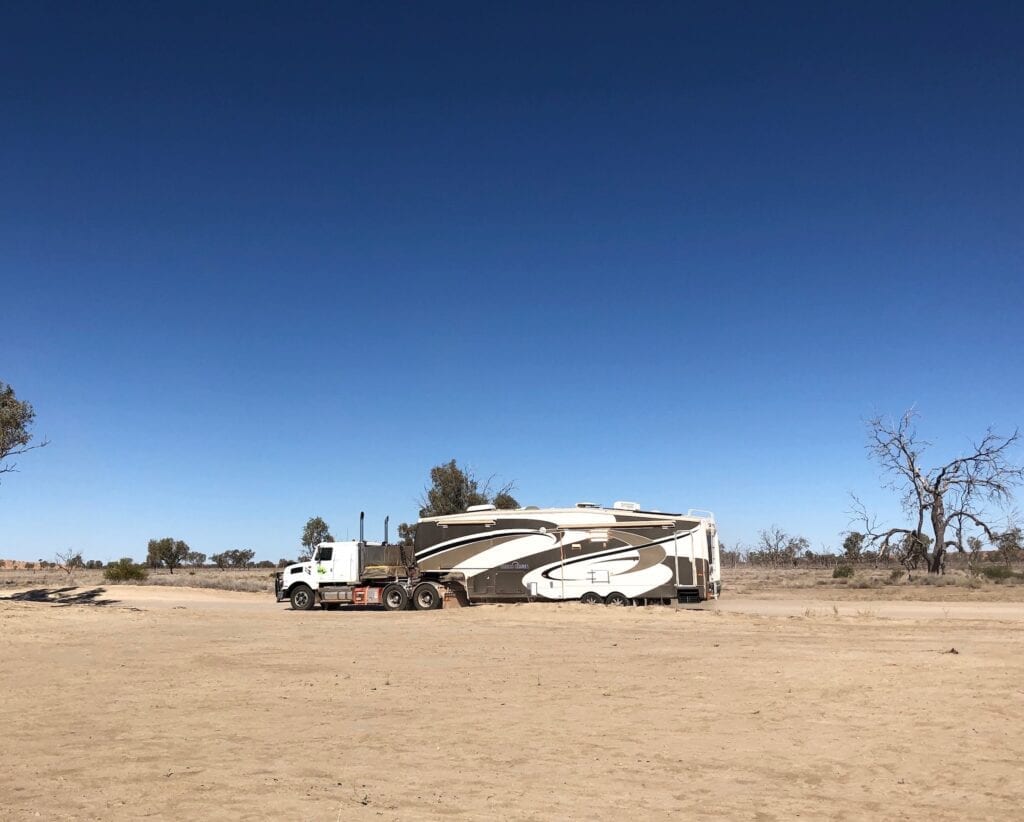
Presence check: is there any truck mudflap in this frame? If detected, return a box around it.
[443,585,470,608]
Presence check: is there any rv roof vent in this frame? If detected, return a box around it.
[575,501,600,509]
[466,503,496,513]
[612,500,641,511]
[524,505,540,510]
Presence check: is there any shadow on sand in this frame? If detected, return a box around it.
[2,586,120,607]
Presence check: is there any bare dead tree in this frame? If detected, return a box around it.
[747,526,808,568]
[852,410,1023,574]
[54,549,84,576]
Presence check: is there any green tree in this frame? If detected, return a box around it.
[419,460,491,516]
[397,521,417,547]
[186,550,207,567]
[211,551,229,570]
[229,548,255,568]
[492,491,520,510]
[842,532,864,564]
[1,381,48,481]
[398,460,519,545]
[995,528,1022,567]
[301,517,333,560]
[147,537,190,574]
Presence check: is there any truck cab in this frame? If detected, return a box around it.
[309,541,361,585]
[274,541,361,608]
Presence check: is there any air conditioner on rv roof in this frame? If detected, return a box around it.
[612,500,641,511]
[466,504,496,512]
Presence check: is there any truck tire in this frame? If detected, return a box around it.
[412,583,441,611]
[382,584,409,612]
[580,592,603,605]
[604,591,629,606]
[289,584,315,611]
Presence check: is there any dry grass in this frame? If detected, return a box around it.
[4,563,1023,601]
[0,567,275,594]
[721,565,1024,601]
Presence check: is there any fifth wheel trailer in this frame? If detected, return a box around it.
[275,501,722,610]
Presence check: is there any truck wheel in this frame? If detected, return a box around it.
[412,583,441,611]
[605,591,629,606]
[289,584,315,611]
[580,592,603,605]
[382,584,409,612]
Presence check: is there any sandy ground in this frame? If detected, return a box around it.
[2,586,1023,821]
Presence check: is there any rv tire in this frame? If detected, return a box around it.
[412,583,441,611]
[604,591,629,607]
[289,584,315,611]
[580,592,603,605]
[382,584,409,612]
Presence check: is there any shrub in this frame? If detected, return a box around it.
[889,569,904,582]
[981,565,1021,582]
[832,565,854,579]
[103,558,148,582]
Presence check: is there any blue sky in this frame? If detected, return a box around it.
[2,2,1022,562]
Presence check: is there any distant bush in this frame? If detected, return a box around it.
[103,558,148,582]
[889,569,904,582]
[832,565,854,579]
[981,566,1022,583]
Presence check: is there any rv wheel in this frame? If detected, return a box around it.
[289,584,315,611]
[604,592,629,607]
[412,583,441,611]
[580,592,603,605]
[382,584,409,612]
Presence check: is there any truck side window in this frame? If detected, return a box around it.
[317,546,333,562]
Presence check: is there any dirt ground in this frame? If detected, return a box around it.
[2,584,1023,821]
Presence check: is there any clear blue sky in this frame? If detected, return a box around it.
[3,2,1022,562]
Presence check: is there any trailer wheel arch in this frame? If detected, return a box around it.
[289,584,316,611]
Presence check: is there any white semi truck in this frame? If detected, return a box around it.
[275,502,722,611]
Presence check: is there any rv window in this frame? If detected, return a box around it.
[316,546,333,562]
